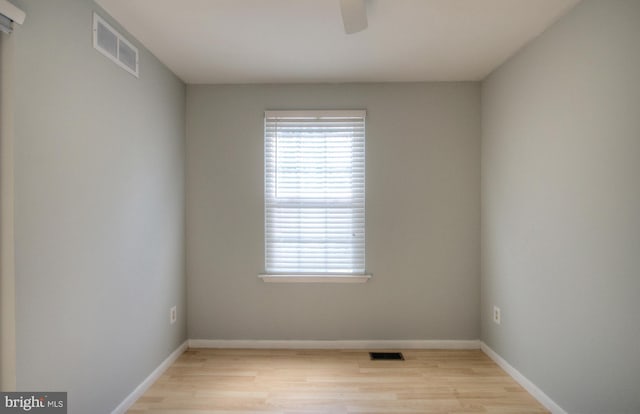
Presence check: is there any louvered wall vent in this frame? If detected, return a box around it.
[93,12,139,77]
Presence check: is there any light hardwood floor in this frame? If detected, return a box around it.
[127,349,548,413]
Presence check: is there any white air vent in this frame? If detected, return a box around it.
[0,13,11,33]
[0,0,26,33]
[93,12,138,77]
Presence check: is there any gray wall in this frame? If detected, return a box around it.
[186,83,480,340]
[11,0,186,413]
[481,1,640,413]
[0,29,17,391]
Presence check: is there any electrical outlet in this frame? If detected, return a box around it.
[493,306,501,325]
[170,306,177,324]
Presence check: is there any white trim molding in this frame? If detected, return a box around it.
[480,342,568,414]
[111,340,188,414]
[258,274,371,283]
[189,339,480,350]
[264,109,367,119]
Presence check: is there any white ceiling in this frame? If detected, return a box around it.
[95,0,580,84]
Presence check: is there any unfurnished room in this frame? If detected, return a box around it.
[0,0,638,413]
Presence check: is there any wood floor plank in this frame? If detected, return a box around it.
[127,349,548,413]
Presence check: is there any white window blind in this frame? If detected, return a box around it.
[264,110,366,275]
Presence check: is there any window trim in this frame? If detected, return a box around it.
[262,109,369,282]
[258,274,371,283]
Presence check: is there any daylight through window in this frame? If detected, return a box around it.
[264,110,366,275]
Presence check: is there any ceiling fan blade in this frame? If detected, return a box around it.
[340,0,368,34]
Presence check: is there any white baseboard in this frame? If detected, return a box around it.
[480,342,567,414]
[188,339,480,350]
[111,340,188,414]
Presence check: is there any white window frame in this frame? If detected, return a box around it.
[260,110,370,283]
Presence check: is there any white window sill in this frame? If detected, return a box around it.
[258,274,372,283]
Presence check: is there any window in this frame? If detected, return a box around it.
[262,110,368,282]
